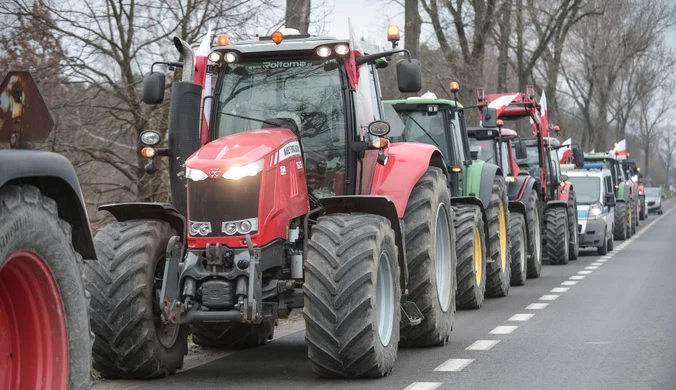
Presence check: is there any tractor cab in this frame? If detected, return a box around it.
[467,126,524,177]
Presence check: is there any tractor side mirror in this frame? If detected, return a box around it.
[481,106,498,128]
[560,174,569,182]
[396,59,423,93]
[515,140,528,160]
[605,193,616,207]
[142,72,166,104]
[572,146,585,168]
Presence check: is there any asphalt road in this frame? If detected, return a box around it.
[95,199,676,390]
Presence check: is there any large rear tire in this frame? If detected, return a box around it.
[304,213,401,378]
[190,320,275,349]
[544,208,569,265]
[454,205,487,310]
[613,202,628,241]
[0,184,92,390]
[485,176,511,298]
[567,189,579,260]
[400,167,455,347]
[525,191,542,279]
[509,213,527,286]
[84,220,188,379]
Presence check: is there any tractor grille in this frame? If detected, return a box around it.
[187,173,261,237]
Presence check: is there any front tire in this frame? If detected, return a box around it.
[400,167,455,347]
[304,213,401,378]
[84,220,188,379]
[0,184,92,390]
[597,231,609,255]
[525,191,542,279]
[509,213,527,286]
[613,202,628,240]
[454,205,487,310]
[485,176,511,298]
[544,208,569,265]
[567,189,579,260]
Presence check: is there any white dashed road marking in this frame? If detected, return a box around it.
[527,303,549,309]
[404,382,443,390]
[539,294,560,301]
[561,281,578,286]
[597,259,608,262]
[489,326,519,334]
[509,313,534,321]
[591,262,603,266]
[570,275,586,280]
[434,359,475,372]
[578,270,593,275]
[585,266,599,270]
[466,340,501,351]
[551,287,569,293]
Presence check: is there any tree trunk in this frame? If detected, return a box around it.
[496,0,512,93]
[285,0,311,33]
[404,0,421,59]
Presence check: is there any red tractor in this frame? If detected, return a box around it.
[0,72,96,388]
[476,87,580,265]
[84,27,459,379]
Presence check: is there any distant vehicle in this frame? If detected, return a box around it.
[563,164,616,255]
[645,187,664,214]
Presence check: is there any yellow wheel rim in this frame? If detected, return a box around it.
[474,227,482,285]
[499,202,507,271]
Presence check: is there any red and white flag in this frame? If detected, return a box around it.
[613,139,627,160]
[195,25,213,143]
[345,19,374,137]
[540,91,549,137]
[558,138,572,163]
[488,93,519,117]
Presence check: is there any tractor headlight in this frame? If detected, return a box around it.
[222,159,264,180]
[189,221,212,236]
[221,218,258,235]
[186,167,208,181]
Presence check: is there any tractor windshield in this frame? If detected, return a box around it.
[397,111,450,159]
[469,138,497,164]
[515,144,540,174]
[214,58,345,198]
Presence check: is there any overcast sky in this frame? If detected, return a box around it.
[320,0,676,49]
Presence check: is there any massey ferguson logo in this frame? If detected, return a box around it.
[209,168,221,178]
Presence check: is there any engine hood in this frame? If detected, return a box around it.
[186,128,298,171]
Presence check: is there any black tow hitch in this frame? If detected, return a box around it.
[160,236,184,323]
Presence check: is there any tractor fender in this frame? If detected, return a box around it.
[317,195,408,291]
[558,181,573,204]
[370,142,446,218]
[452,196,490,245]
[99,202,186,240]
[508,174,532,203]
[546,200,568,210]
[465,161,503,210]
[0,150,96,259]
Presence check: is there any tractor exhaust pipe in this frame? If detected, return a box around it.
[173,37,195,83]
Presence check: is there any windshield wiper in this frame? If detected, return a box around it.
[403,112,441,149]
[217,111,285,128]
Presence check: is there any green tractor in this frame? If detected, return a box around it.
[384,87,511,310]
[584,153,636,240]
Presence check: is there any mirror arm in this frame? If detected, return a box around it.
[151,61,184,73]
[356,49,412,65]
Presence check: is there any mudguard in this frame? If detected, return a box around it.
[0,150,96,259]
[508,174,532,202]
[99,202,186,239]
[464,161,503,209]
[452,196,490,244]
[318,195,407,290]
[546,200,568,210]
[370,142,446,218]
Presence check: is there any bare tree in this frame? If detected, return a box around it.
[660,131,676,187]
[637,86,673,177]
[404,0,422,59]
[285,0,311,33]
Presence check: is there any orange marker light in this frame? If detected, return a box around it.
[372,137,389,149]
[271,31,284,44]
[496,119,504,127]
[553,125,560,132]
[451,165,462,173]
[450,81,460,93]
[217,34,230,46]
[387,25,400,42]
[141,147,156,158]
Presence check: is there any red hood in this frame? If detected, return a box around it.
[186,128,297,171]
